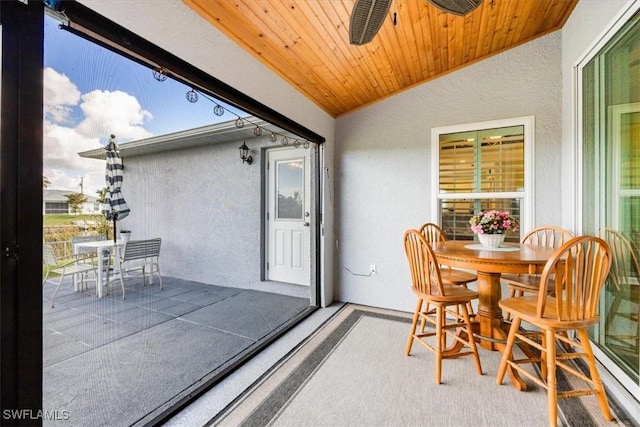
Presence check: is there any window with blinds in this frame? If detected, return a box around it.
[434,123,528,242]
[439,126,524,194]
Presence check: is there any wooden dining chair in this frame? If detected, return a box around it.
[419,223,478,287]
[501,226,574,320]
[496,235,613,427]
[599,228,639,356]
[403,229,483,384]
[420,223,477,318]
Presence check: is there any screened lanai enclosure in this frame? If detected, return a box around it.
[38,5,324,425]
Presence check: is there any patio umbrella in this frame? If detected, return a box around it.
[103,134,130,242]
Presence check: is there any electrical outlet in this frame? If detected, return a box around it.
[369,264,377,274]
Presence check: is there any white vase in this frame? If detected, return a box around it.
[478,233,505,248]
[120,232,131,242]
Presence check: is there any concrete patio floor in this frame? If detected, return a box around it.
[42,273,311,426]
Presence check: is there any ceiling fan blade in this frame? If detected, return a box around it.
[349,0,392,46]
[427,0,483,16]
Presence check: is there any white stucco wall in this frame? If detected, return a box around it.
[79,0,336,305]
[116,136,322,298]
[334,32,563,312]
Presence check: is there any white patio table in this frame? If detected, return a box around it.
[73,239,125,298]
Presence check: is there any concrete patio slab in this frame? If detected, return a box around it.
[42,275,311,426]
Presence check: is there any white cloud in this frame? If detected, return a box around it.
[43,68,153,195]
[43,121,104,194]
[76,90,153,141]
[44,67,81,123]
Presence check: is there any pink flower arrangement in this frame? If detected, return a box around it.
[469,210,519,235]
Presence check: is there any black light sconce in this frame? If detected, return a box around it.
[239,141,252,165]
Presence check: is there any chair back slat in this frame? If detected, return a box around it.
[599,228,640,293]
[522,225,574,248]
[122,238,161,261]
[404,229,445,297]
[419,223,446,245]
[537,235,611,321]
[43,244,57,266]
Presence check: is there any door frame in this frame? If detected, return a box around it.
[261,145,321,306]
[264,146,312,286]
[0,1,45,420]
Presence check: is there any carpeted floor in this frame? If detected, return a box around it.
[212,304,631,427]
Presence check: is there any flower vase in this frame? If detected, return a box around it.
[478,233,505,248]
[120,232,131,242]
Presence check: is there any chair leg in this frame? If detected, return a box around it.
[540,332,547,379]
[439,307,447,350]
[545,329,558,427]
[50,275,65,308]
[419,302,430,332]
[460,283,476,317]
[466,301,475,318]
[118,268,126,300]
[496,317,521,384]
[461,304,482,375]
[405,299,422,356]
[156,262,163,289]
[577,329,612,421]
[42,267,50,286]
[435,304,443,384]
[504,288,523,321]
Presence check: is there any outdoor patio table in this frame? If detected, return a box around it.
[430,240,557,391]
[73,239,125,298]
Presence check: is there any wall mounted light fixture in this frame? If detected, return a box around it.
[239,142,252,165]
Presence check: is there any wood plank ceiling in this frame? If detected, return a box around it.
[183,0,578,117]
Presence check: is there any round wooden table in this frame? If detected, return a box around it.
[431,240,557,390]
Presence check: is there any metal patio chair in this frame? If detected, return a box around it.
[43,243,98,308]
[108,238,163,299]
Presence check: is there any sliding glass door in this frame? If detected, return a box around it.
[581,8,640,399]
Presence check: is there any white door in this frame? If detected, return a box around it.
[266,147,311,286]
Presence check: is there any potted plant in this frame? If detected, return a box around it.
[469,210,518,248]
[119,229,131,242]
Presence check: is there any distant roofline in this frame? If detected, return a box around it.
[78,116,292,160]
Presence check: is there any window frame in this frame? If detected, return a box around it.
[430,116,535,235]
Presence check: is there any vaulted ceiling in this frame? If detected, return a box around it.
[183,0,578,117]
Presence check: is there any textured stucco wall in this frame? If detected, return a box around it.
[79,0,335,304]
[116,137,318,298]
[334,32,563,312]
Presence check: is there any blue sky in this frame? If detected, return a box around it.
[43,14,244,195]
